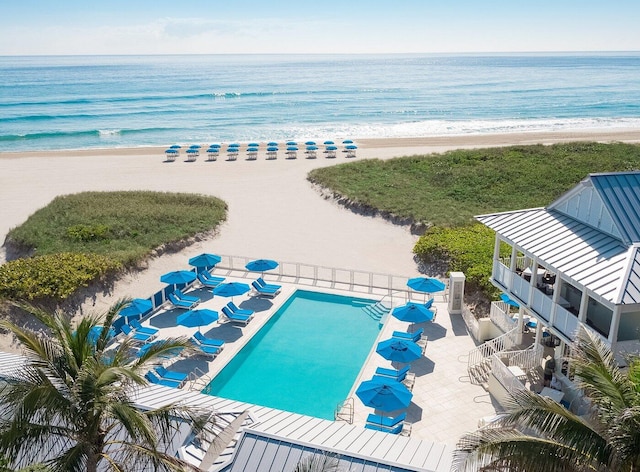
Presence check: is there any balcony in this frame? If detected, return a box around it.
[554,306,580,340]
[511,273,531,302]
[531,288,553,322]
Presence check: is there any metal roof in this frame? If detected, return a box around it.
[227,429,448,472]
[549,171,640,245]
[475,208,638,304]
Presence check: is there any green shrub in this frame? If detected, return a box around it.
[66,223,110,242]
[413,224,510,298]
[0,253,121,301]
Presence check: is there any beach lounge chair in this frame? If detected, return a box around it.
[197,271,225,288]
[155,366,188,384]
[193,331,225,349]
[175,289,199,304]
[145,371,182,388]
[364,422,404,435]
[121,324,156,343]
[251,280,280,298]
[365,412,411,436]
[256,277,281,292]
[375,365,415,389]
[129,319,159,337]
[392,327,424,343]
[168,293,198,310]
[227,301,254,317]
[221,306,253,325]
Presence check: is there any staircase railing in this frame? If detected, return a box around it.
[502,343,544,371]
[461,305,481,342]
[491,354,528,395]
[334,397,354,424]
[467,327,519,384]
[490,301,517,334]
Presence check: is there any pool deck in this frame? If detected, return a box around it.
[134,272,499,448]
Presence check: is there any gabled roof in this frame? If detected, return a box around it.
[475,208,637,304]
[549,171,640,244]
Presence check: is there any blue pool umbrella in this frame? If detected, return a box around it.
[356,377,413,412]
[376,338,422,363]
[160,270,196,286]
[407,277,446,294]
[213,282,251,299]
[245,259,279,274]
[177,309,218,332]
[500,293,520,308]
[119,298,153,318]
[188,253,222,269]
[392,302,435,324]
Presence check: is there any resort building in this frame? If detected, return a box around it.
[473,171,640,407]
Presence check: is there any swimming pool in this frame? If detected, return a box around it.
[202,290,381,419]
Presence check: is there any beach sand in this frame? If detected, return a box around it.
[1,129,639,354]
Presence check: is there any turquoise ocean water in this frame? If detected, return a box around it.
[1,53,640,152]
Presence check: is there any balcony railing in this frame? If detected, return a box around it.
[554,306,580,340]
[490,301,516,334]
[494,260,510,289]
[511,274,531,302]
[530,288,553,321]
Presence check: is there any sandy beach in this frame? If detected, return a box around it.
[1,129,639,354]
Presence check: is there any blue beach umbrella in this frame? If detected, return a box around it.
[356,377,413,412]
[323,140,335,145]
[177,308,218,332]
[160,270,197,286]
[286,141,297,146]
[209,143,221,149]
[325,145,338,151]
[248,142,260,147]
[392,302,435,324]
[500,293,520,308]
[245,259,279,274]
[306,145,318,151]
[228,143,240,147]
[305,141,316,146]
[119,298,153,318]
[246,147,259,152]
[206,147,219,153]
[267,146,279,152]
[345,145,358,150]
[169,144,181,149]
[189,144,201,149]
[165,149,178,154]
[286,146,298,151]
[213,282,251,299]
[342,139,354,144]
[186,148,199,154]
[188,253,222,269]
[376,338,422,363]
[268,141,279,146]
[407,277,446,294]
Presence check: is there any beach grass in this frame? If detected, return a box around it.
[308,142,640,227]
[6,191,227,267]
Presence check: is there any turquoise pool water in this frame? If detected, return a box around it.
[202,290,381,419]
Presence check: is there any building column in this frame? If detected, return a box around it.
[578,290,589,323]
[608,306,622,353]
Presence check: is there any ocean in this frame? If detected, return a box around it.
[1,53,639,152]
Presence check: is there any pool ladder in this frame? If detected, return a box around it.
[187,366,213,391]
[334,397,354,424]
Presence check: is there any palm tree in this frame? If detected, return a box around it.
[453,327,640,472]
[0,299,201,472]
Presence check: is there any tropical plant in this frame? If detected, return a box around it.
[293,453,342,472]
[0,299,200,472]
[453,327,640,471]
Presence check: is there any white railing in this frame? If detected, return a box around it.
[491,355,528,395]
[503,344,544,371]
[468,327,519,371]
[462,305,481,342]
[490,301,516,334]
[554,306,580,340]
[499,255,527,271]
[211,253,447,302]
[493,260,510,289]
[531,288,553,321]
[511,275,530,303]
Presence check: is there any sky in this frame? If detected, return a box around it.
[1,0,639,55]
